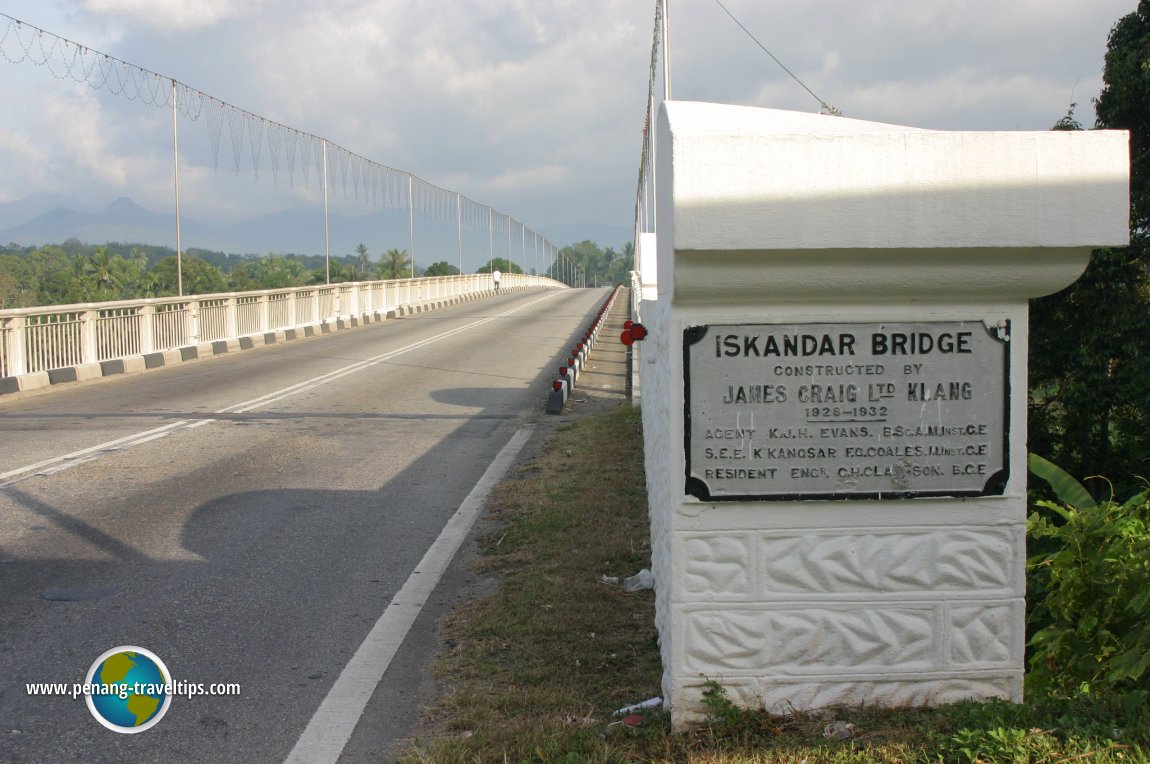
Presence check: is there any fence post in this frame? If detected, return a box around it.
[347,285,359,318]
[139,304,155,354]
[80,308,98,364]
[259,293,270,332]
[187,298,201,345]
[4,315,27,377]
[221,296,235,341]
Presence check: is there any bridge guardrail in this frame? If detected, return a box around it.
[0,273,562,392]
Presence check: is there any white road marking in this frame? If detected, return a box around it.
[0,421,190,484]
[283,425,534,764]
[0,294,556,488]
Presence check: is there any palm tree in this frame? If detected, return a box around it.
[140,270,168,298]
[257,253,297,288]
[376,248,411,280]
[329,263,359,283]
[283,258,309,286]
[85,247,123,300]
[355,244,370,276]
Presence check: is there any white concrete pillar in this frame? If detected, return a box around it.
[638,232,658,304]
[5,315,27,376]
[646,101,1130,726]
[80,308,99,364]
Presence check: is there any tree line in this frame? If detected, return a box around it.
[0,239,424,308]
[1028,0,1150,497]
[547,240,635,287]
[0,237,636,310]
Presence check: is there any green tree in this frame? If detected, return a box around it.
[282,257,312,286]
[1095,1,1150,233]
[150,256,228,296]
[85,246,124,300]
[227,261,260,293]
[121,247,150,295]
[1028,1,1150,495]
[376,248,411,280]
[0,254,36,308]
[613,241,636,285]
[476,257,522,275]
[423,261,460,277]
[138,269,168,298]
[256,254,293,289]
[0,271,20,309]
[547,240,633,287]
[329,262,359,283]
[67,253,93,301]
[355,244,370,276]
[25,247,78,304]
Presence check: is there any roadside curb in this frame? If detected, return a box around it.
[546,286,631,414]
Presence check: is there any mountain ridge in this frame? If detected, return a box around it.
[0,196,631,258]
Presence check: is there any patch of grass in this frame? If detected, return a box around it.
[401,405,1150,763]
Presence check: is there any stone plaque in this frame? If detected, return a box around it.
[684,321,1009,501]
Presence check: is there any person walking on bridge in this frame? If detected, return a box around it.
[492,268,501,293]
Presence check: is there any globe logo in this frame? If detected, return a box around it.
[84,646,172,733]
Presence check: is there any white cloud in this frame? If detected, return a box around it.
[0,130,53,198]
[82,0,244,31]
[0,0,1139,233]
[0,87,129,195]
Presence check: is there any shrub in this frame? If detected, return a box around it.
[1026,453,1150,705]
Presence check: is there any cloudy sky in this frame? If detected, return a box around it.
[0,0,1137,244]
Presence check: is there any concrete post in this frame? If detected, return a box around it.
[5,315,27,376]
[187,299,201,344]
[139,304,156,354]
[645,101,1130,726]
[80,308,98,364]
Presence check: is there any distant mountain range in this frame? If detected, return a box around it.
[0,195,632,257]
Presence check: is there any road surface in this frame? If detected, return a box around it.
[0,286,606,762]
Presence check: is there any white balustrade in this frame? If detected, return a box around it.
[0,273,560,379]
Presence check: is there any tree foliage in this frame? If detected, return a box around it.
[475,257,522,275]
[423,260,460,277]
[547,240,633,286]
[0,236,631,305]
[0,241,401,304]
[1026,456,1150,701]
[354,243,370,276]
[1096,0,1150,234]
[1028,2,1150,495]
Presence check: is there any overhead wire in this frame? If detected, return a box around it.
[710,0,841,116]
[634,0,663,238]
[0,11,558,255]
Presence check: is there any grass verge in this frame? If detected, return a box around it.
[401,405,1150,763]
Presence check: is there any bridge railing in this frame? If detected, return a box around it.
[0,272,559,379]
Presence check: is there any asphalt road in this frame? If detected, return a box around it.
[0,286,607,763]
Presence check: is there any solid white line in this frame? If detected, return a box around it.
[0,293,556,487]
[283,425,534,764]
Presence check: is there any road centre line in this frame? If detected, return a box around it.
[0,293,557,488]
[283,425,535,764]
[220,292,556,415]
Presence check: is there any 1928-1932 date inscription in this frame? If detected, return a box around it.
[683,321,1009,501]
